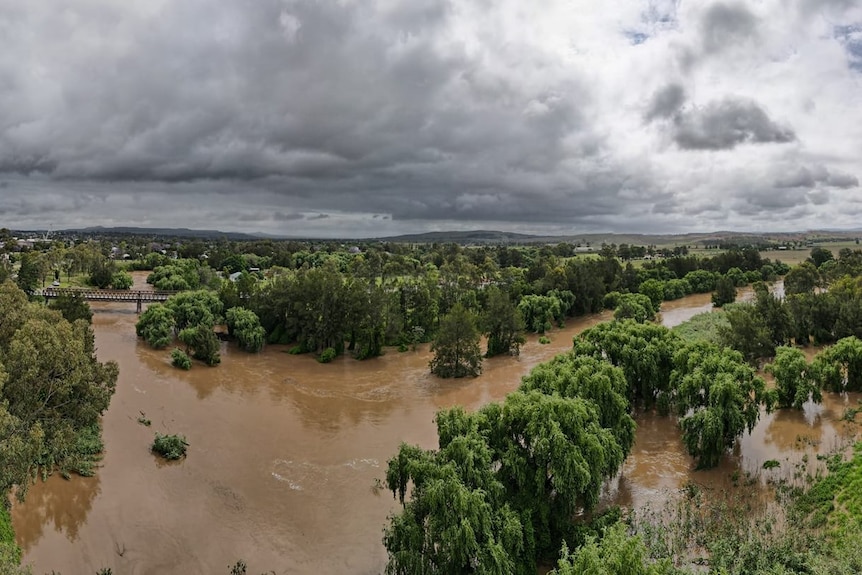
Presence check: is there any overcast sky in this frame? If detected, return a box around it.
[1,0,861,238]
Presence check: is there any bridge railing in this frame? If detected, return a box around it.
[35,288,179,300]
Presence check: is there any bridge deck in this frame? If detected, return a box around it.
[36,288,176,303]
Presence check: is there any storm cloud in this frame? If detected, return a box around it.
[673,98,796,150]
[0,0,861,236]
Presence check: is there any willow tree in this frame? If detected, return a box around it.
[384,436,528,575]
[135,303,175,349]
[519,354,635,451]
[672,342,775,468]
[574,320,678,412]
[766,346,820,409]
[384,363,637,571]
[479,391,630,559]
[811,336,862,392]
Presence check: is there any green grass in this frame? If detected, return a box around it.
[796,444,862,536]
[0,504,21,566]
[671,310,728,345]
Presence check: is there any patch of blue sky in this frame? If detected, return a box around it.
[624,30,650,45]
[625,0,678,45]
[643,0,679,27]
[834,24,862,72]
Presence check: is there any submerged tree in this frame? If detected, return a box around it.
[430,303,482,378]
[811,336,862,392]
[179,324,222,366]
[672,342,775,468]
[711,276,736,308]
[766,346,820,409]
[135,303,175,349]
[481,286,525,357]
[225,307,266,353]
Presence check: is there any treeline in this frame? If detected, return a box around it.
[129,244,789,373]
[677,249,862,366]
[0,282,117,572]
[237,246,782,362]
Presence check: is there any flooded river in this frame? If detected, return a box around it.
[12,278,858,574]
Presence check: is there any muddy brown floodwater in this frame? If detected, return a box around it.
[12,277,858,574]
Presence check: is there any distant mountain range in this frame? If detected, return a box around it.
[11,226,862,245]
[58,226,265,240]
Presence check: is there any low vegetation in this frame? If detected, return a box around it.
[151,433,189,460]
[171,348,192,370]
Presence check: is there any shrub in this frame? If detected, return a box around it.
[178,325,221,366]
[171,348,192,370]
[111,271,134,290]
[318,347,337,363]
[538,336,551,344]
[152,433,189,460]
[287,345,304,355]
[225,307,266,352]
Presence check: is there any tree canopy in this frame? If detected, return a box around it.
[430,303,482,378]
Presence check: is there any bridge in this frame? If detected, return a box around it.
[36,288,177,313]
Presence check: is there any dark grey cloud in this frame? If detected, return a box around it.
[673,98,795,150]
[273,212,305,222]
[645,84,686,121]
[775,166,859,189]
[0,1,860,236]
[700,2,759,55]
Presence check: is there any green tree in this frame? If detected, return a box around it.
[519,354,636,452]
[2,317,118,477]
[430,303,482,378]
[110,271,133,290]
[811,336,862,392]
[613,293,656,324]
[481,287,525,357]
[638,279,664,311]
[135,304,175,349]
[684,269,718,293]
[719,303,775,364]
[225,307,266,353]
[672,342,775,468]
[171,348,192,370]
[88,259,116,289]
[766,347,820,409]
[48,292,94,324]
[14,252,39,294]
[165,290,224,331]
[784,262,819,296]
[480,391,631,557]
[518,294,562,334]
[809,246,834,268]
[0,401,44,498]
[711,276,736,307]
[753,282,791,348]
[384,437,528,575]
[574,321,678,412]
[178,324,221,366]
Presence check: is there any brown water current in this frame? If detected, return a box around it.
[12,277,858,574]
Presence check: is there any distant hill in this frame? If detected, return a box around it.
[11,225,861,245]
[375,230,542,243]
[58,226,264,240]
[375,229,862,246]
